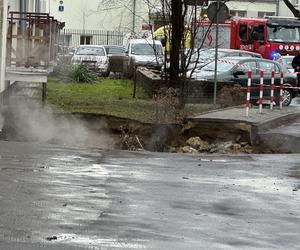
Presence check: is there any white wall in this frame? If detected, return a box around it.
[226,0,300,18]
[8,0,46,12]
[226,1,277,18]
[7,0,18,11]
[48,0,155,32]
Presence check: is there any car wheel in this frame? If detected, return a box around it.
[275,89,292,106]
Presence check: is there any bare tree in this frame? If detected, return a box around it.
[282,0,300,18]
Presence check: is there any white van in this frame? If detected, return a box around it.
[124,39,164,76]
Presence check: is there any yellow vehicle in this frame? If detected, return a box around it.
[150,25,191,53]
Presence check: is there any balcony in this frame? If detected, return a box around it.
[6,12,65,69]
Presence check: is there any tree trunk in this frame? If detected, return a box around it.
[169,0,184,88]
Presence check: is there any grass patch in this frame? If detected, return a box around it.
[47,78,158,121]
[47,77,216,123]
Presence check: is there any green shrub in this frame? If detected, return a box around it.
[71,64,98,83]
[51,59,98,83]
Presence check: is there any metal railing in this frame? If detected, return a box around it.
[6,11,65,68]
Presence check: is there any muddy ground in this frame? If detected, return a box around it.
[0,108,255,154]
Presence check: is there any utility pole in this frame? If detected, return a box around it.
[132,0,136,33]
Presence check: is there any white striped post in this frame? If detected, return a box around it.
[270,70,275,110]
[259,70,264,114]
[246,70,252,117]
[279,72,284,109]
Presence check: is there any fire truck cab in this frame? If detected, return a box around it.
[230,16,300,59]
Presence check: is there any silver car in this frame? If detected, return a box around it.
[71,45,109,76]
[187,48,262,70]
[162,48,262,75]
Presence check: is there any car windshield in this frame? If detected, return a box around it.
[202,59,240,72]
[267,24,300,43]
[76,47,105,56]
[105,46,124,55]
[131,43,163,55]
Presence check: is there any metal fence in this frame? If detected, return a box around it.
[59,29,125,50]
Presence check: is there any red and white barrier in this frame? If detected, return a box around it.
[270,70,275,110]
[246,71,252,117]
[280,72,284,109]
[245,70,290,115]
[217,58,300,91]
[259,70,264,114]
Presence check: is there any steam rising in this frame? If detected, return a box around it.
[4,97,114,148]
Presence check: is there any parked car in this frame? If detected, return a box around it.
[104,45,125,55]
[162,48,262,75]
[71,45,109,76]
[187,57,298,106]
[104,45,125,75]
[275,55,294,73]
[124,39,164,77]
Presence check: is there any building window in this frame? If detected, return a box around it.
[257,12,275,18]
[80,35,92,45]
[230,10,247,18]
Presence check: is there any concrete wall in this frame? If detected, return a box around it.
[0,0,8,93]
[136,68,245,105]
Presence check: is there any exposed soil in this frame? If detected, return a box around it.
[1,112,254,154]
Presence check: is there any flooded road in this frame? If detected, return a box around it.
[0,141,300,249]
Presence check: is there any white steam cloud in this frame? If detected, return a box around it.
[5,97,114,148]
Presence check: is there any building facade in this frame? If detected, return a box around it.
[8,0,47,13]
[226,0,278,18]
[48,0,158,33]
[226,0,299,18]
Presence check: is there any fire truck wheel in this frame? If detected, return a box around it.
[275,89,292,107]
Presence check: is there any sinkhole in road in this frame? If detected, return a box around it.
[0,109,262,154]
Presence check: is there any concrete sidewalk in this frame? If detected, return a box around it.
[185,98,300,145]
[191,98,300,127]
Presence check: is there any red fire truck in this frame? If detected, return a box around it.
[195,16,300,60]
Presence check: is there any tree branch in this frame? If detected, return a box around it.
[282,0,300,18]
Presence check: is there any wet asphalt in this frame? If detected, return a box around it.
[256,97,300,153]
[0,141,300,249]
